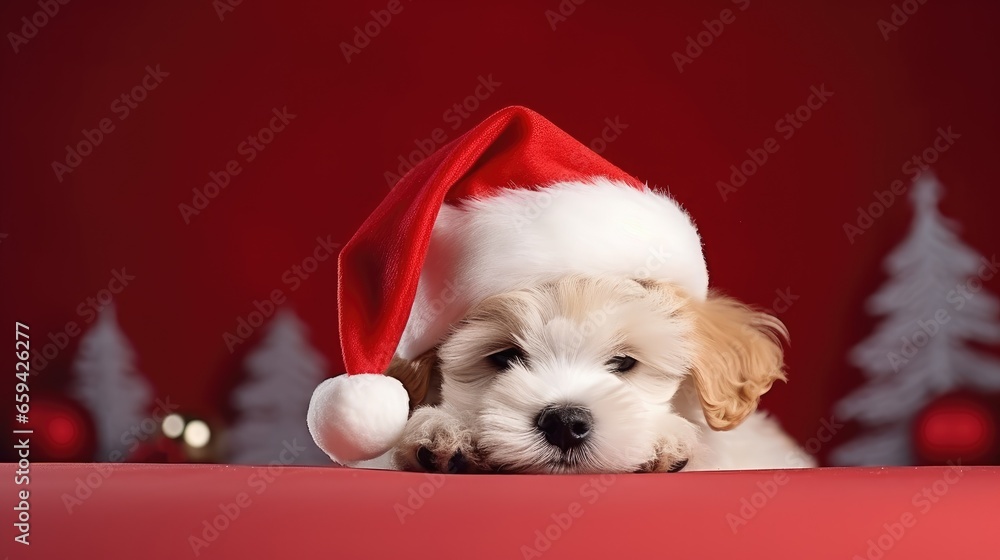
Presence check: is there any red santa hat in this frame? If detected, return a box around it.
[307,106,708,465]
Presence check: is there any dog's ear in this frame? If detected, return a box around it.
[686,292,788,431]
[384,347,441,409]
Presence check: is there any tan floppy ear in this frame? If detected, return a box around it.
[687,291,788,431]
[383,347,441,410]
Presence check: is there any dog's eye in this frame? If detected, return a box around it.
[486,347,526,371]
[606,355,638,373]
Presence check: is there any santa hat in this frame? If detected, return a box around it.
[307,106,708,465]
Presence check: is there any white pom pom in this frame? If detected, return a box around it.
[306,374,409,465]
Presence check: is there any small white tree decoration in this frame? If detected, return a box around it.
[831,173,1000,465]
[71,305,153,460]
[228,309,329,465]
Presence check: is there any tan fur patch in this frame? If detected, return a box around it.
[384,347,440,408]
[684,291,788,430]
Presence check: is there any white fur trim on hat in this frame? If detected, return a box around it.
[397,177,708,360]
[306,373,410,465]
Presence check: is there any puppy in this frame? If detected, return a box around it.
[386,275,814,473]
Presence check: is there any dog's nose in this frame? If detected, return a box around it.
[535,405,593,451]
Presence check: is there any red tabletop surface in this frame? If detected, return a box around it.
[3,463,998,559]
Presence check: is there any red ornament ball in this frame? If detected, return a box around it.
[31,394,96,461]
[913,391,1000,465]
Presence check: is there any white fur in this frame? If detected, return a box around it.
[672,383,817,470]
[306,373,410,465]
[397,178,709,361]
[392,277,814,472]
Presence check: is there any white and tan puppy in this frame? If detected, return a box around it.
[307,177,814,471]
[386,275,814,473]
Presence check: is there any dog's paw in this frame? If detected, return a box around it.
[637,440,691,473]
[415,446,472,474]
[639,420,699,473]
[641,453,689,473]
[391,407,482,473]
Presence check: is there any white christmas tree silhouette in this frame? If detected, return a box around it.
[228,309,329,465]
[831,173,1000,465]
[71,305,153,460]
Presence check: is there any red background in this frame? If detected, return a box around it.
[2,0,998,462]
